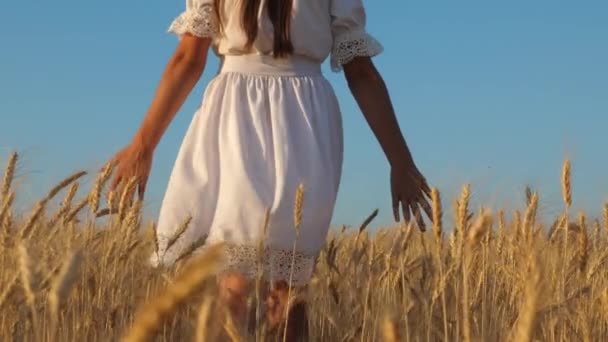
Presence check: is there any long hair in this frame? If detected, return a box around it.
[214,0,294,58]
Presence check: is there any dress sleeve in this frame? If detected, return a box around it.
[168,0,219,39]
[330,0,383,72]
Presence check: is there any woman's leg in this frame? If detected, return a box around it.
[266,280,309,341]
[218,273,251,326]
[218,274,309,340]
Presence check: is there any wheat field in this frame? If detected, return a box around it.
[1,152,607,341]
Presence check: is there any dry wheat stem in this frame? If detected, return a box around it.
[121,243,223,342]
[17,241,38,328]
[284,183,305,341]
[195,296,214,342]
[603,203,608,232]
[49,250,83,322]
[382,316,399,342]
[0,274,19,309]
[512,252,541,342]
[20,201,45,239]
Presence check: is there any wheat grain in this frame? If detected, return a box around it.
[20,201,45,239]
[522,192,538,241]
[294,183,304,232]
[0,191,14,229]
[48,182,79,227]
[165,215,192,253]
[1,152,17,205]
[562,159,572,209]
[467,210,492,248]
[64,197,89,223]
[592,219,600,250]
[118,177,138,221]
[89,162,113,215]
[431,188,443,245]
[577,221,589,272]
[44,171,87,203]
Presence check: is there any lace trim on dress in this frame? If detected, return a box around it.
[194,243,317,286]
[331,30,384,72]
[168,4,219,39]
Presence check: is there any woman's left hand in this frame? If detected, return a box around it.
[390,161,433,231]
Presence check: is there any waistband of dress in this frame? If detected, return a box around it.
[219,54,322,77]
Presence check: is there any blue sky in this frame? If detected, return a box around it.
[1,1,607,229]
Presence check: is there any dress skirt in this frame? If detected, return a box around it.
[150,54,344,286]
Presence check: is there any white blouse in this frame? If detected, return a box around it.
[168,0,383,72]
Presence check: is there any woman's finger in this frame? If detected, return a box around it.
[138,174,149,201]
[419,176,432,199]
[413,204,425,232]
[418,195,433,222]
[401,199,411,224]
[110,173,123,194]
[392,190,400,222]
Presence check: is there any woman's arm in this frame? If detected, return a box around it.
[343,57,414,168]
[133,34,212,151]
[343,56,432,227]
[109,34,212,199]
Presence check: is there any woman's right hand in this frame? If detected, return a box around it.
[108,141,154,204]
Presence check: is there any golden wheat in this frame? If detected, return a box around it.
[1,152,17,204]
[121,243,223,342]
[1,154,608,341]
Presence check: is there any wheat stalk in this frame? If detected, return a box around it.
[431,188,443,245]
[0,191,15,230]
[576,217,589,273]
[48,250,83,321]
[522,192,538,241]
[1,152,17,205]
[382,316,400,342]
[284,183,305,342]
[165,215,192,254]
[121,243,223,342]
[512,252,541,342]
[64,197,89,223]
[0,274,19,309]
[118,177,138,221]
[48,182,80,227]
[89,162,113,215]
[592,219,601,250]
[294,183,304,231]
[562,159,572,209]
[17,240,38,333]
[195,296,214,342]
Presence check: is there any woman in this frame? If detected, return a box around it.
[109,0,432,338]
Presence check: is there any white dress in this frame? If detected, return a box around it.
[151,0,383,286]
